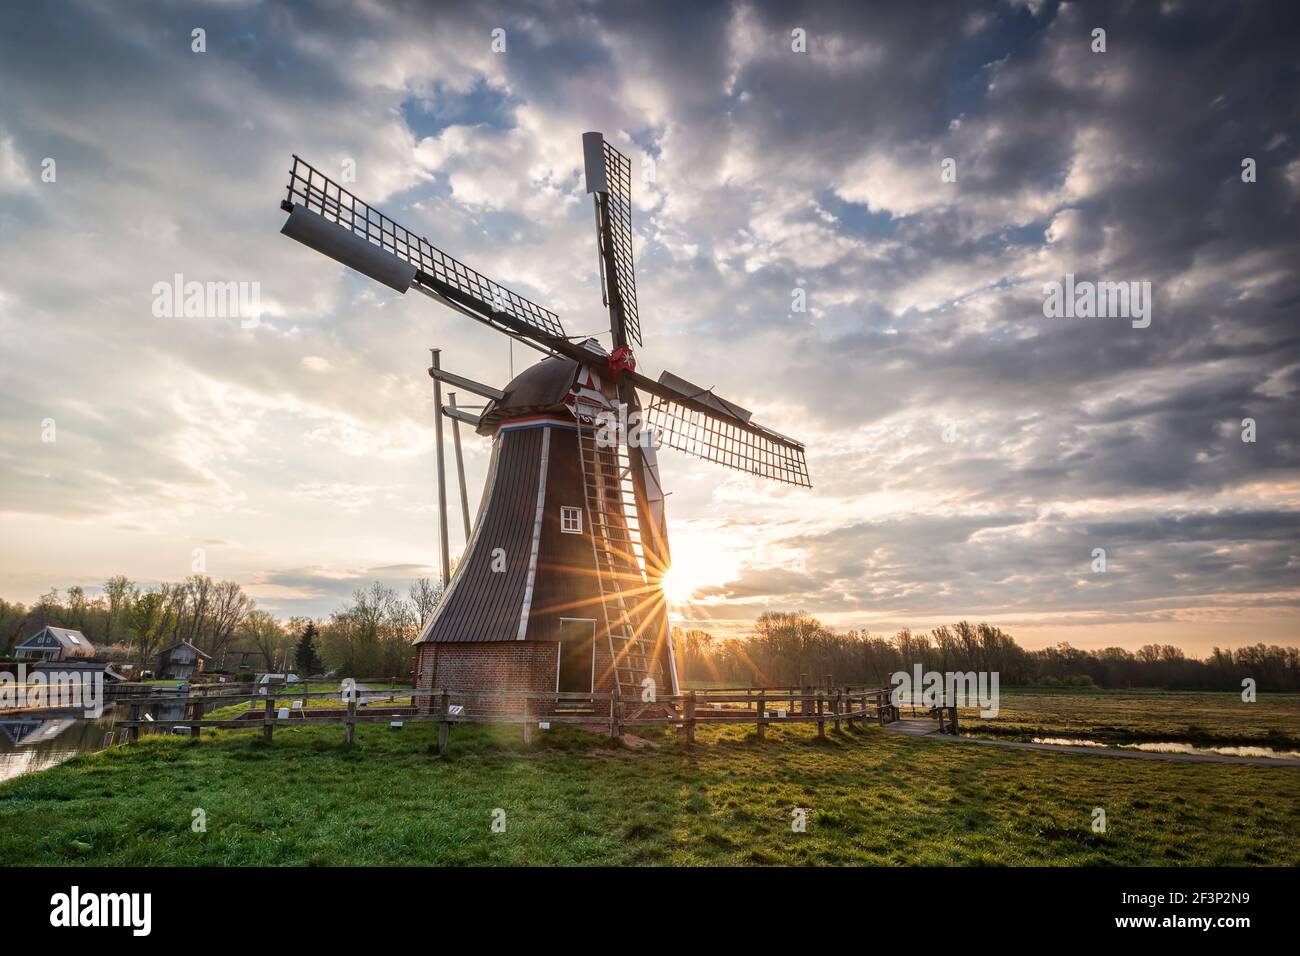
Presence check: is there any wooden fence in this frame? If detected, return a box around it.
[110,683,916,754]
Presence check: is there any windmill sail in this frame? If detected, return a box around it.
[639,371,811,487]
[583,133,641,347]
[282,155,566,340]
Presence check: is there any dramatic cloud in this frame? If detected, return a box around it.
[1,0,1296,651]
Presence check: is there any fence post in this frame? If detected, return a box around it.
[344,695,357,744]
[437,689,450,755]
[684,691,696,746]
[523,695,533,745]
[189,699,202,740]
[949,704,959,735]
[816,693,825,739]
[832,689,841,733]
[263,695,275,743]
[128,702,140,742]
[609,692,621,739]
[799,674,809,715]
[756,690,766,741]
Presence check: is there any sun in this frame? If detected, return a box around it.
[659,561,693,608]
[657,530,740,609]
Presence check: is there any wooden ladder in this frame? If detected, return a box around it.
[576,422,655,704]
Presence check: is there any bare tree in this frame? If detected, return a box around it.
[239,610,288,673]
[207,579,252,660]
[408,577,442,627]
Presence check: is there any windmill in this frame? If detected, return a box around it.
[276,134,810,712]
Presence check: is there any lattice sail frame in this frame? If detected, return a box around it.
[600,140,641,346]
[284,155,565,339]
[644,397,811,487]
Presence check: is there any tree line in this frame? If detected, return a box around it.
[674,612,1300,692]
[0,575,443,679]
[6,586,1295,691]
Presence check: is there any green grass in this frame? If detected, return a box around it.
[957,689,1300,748]
[1,720,1294,866]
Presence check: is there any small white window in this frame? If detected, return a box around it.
[560,506,583,534]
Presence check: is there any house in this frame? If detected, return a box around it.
[13,626,96,662]
[156,640,211,681]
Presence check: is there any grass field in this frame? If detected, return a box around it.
[203,682,412,720]
[955,688,1300,747]
[0,718,1294,866]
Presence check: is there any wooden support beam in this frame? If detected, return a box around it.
[437,690,450,755]
[344,696,356,744]
[263,696,275,743]
[431,349,451,589]
[426,365,505,401]
[448,393,472,541]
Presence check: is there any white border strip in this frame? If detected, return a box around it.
[516,427,551,640]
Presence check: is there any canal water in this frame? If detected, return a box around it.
[0,694,199,784]
[0,708,121,783]
[1030,736,1300,761]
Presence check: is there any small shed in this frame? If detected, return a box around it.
[156,640,211,681]
[32,659,125,682]
[13,626,96,662]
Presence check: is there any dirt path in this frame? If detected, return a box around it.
[884,718,1300,768]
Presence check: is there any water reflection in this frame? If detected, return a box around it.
[1030,736,1300,760]
[0,710,119,783]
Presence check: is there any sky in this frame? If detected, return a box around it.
[1,0,1297,654]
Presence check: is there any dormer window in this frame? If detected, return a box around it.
[561,506,583,534]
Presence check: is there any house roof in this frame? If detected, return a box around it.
[17,625,94,651]
[32,660,126,681]
[157,639,212,659]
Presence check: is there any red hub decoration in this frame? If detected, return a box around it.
[607,345,637,376]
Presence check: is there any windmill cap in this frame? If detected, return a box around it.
[477,356,581,436]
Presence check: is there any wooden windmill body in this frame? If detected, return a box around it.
[278,133,810,711]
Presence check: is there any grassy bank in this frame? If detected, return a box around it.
[0,720,1294,866]
[956,689,1300,748]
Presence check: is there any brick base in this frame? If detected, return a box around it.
[415,642,558,714]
